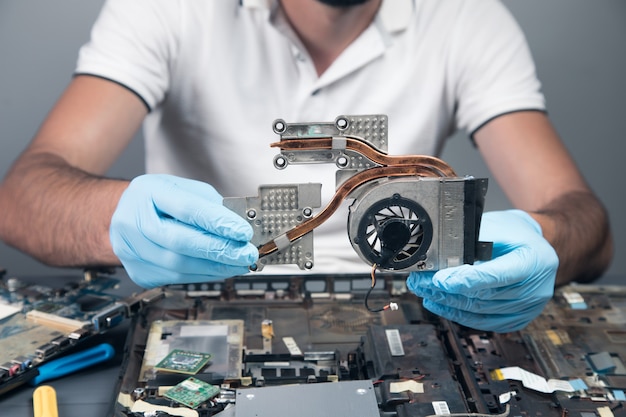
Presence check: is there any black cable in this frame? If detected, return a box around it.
[365,283,386,313]
[364,263,397,313]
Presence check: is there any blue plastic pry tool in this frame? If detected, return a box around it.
[29,343,115,386]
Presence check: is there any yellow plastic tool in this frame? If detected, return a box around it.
[33,385,59,417]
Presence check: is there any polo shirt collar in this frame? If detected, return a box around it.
[242,0,413,90]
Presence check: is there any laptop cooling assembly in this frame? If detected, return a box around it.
[224,114,492,273]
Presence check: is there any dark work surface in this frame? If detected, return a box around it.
[0,271,622,417]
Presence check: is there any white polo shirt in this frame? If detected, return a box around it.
[76,0,545,274]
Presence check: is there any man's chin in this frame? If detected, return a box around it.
[316,0,372,7]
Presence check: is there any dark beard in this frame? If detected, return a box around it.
[316,0,371,7]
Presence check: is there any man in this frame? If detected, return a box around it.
[0,0,613,332]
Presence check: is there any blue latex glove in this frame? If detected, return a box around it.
[407,209,558,333]
[110,174,258,288]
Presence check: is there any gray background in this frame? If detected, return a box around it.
[0,0,625,283]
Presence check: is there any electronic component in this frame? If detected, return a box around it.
[109,276,626,417]
[139,320,244,384]
[225,114,492,273]
[164,377,220,409]
[224,184,322,271]
[75,294,111,312]
[245,351,340,386]
[154,349,212,375]
[347,176,489,271]
[235,380,379,417]
[0,269,160,396]
[587,352,617,374]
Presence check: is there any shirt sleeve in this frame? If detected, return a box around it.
[449,0,546,136]
[74,0,180,110]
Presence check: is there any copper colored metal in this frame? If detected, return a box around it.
[270,137,457,177]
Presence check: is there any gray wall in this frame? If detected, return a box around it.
[0,1,624,282]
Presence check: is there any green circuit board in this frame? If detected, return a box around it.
[164,377,220,408]
[154,349,212,375]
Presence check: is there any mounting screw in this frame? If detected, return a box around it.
[336,155,349,168]
[335,116,349,130]
[247,209,257,219]
[273,155,288,170]
[273,119,286,134]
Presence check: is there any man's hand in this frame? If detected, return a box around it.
[406,209,558,333]
[110,174,258,288]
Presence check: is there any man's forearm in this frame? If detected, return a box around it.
[0,151,128,267]
[532,190,613,285]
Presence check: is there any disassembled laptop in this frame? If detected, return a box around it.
[2,270,625,417]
